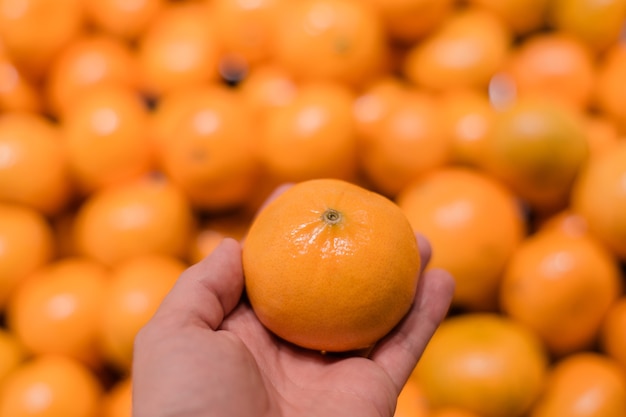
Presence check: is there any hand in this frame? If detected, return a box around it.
[132,189,455,417]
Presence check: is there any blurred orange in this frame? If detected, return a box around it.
[479,98,589,214]
[499,228,623,357]
[188,211,251,264]
[0,50,42,113]
[0,355,103,417]
[137,1,221,98]
[529,352,626,417]
[0,203,55,309]
[397,168,526,311]
[239,64,298,123]
[62,85,154,194]
[583,114,622,161]
[503,32,596,111]
[549,0,626,53]
[99,255,187,372]
[82,0,165,40]
[438,88,495,167]
[44,33,142,117]
[7,257,109,367]
[0,328,26,385]
[570,142,626,261]
[595,43,626,131]
[403,7,512,92]
[363,0,456,44]
[394,377,430,417]
[209,0,285,67]
[156,85,261,212]
[358,88,450,198]
[260,81,358,183]
[430,408,483,417]
[414,313,548,417]
[273,0,388,89]
[600,297,626,373]
[0,112,73,216]
[0,0,84,80]
[72,175,197,267]
[101,376,132,417]
[465,0,548,35]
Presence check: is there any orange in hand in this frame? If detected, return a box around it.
[243,179,421,352]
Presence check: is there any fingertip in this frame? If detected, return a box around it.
[415,233,432,271]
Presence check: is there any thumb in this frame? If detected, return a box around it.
[152,238,245,330]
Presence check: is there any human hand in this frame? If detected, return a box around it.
[132,187,455,417]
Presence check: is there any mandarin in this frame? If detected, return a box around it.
[0,53,42,113]
[396,168,526,311]
[82,0,165,40]
[414,313,548,417]
[594,42,626,131]
[0,328,25,386]
[499,228,623,357]
[394,377,430,417]
[529,352,626,417]
[465,0,548,35]
[600,297,626,373]
[243,179,421,352]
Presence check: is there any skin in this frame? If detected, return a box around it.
[132,186,456,417]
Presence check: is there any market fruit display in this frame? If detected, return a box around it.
[0,0,625,415]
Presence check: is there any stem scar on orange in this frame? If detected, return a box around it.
[242,179,421,352]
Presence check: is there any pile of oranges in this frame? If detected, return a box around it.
[0,0,625,416]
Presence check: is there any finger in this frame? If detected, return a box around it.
[415,233,432,273]
[369,267,455,391]
[152,238,244,330]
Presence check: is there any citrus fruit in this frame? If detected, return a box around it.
[396,168,526,311]
[6,257,109,367]
[72,175,196,267]
[479,97,589,214]
[413,313,549,417]
[188,212,251,264]
[430,407,483,417]
[529,352,626,417]
[82,0,165,40]
[570,142,626,260]
[99,254,187,372]
[499,228,623,356]
[243,178,421,352]
[465,0,548,34]
[599,297,626,373]
[594,43,626,130]
[273,0,388,89]
[0,203,55,309]
[260,82,358,183]
[394,377,430,417]
[0,328,25,385]
[0,355,103,417]
[0,112,73,216]
[0,53,42,113]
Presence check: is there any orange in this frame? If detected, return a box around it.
[0,112,73,216]
[529,352,626,417]
[82,0,165,40]
[479,97,589,214]
[362,0,455,44]
[260,81,358,183]
[438,88,495,167]
[6,257,109,367]
[61,84,155,194]
[503,32,596,111]
[402,7,512,92]
[0,328,26,385]
[101,376,131,417]
[72,175,196,267]
[99,255,187,372]
[357,87,450,198]
[594,43,626,131]
[600,297,626,373]
[137,1,221,98]
[44,33,142,117]
[394,377,430,417]
[243,178,421,352]
[396,168,526,311]
[499,228,623,357]
[209,0,285,67]
[156,84,262,212]
[548,0,626,52]
[570,142,626,260]
[188,211,251,264]
[0,0,84,80]
[430,408,483,417]
[413,313,548,417]
[465,0,548,34]
[238,64,298,123]
[0,52,42,113]
[0,203,54,309]
[273,0,388,89]
[583,114,622,161]
[0,355,103,417]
